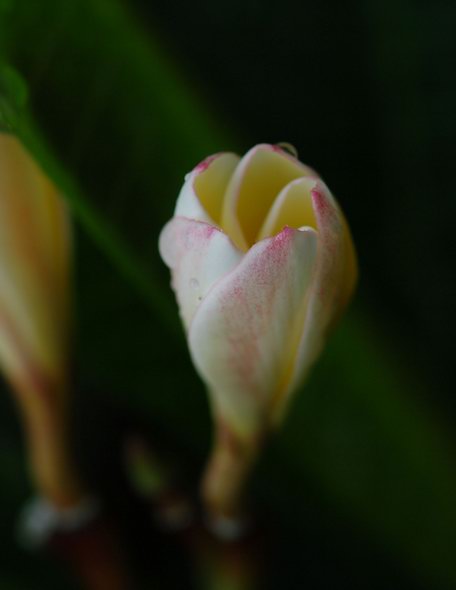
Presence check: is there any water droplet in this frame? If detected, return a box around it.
[277,142,298,158]
[189,278,199,289]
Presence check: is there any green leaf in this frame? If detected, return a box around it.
[0,61,27,131]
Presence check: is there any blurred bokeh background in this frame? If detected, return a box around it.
[0,0,455,588]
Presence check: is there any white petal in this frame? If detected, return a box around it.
[188,226,318,438]
[175,153,240,225]
[159,217,242,330]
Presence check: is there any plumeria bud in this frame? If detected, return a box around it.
[0,132,82,507]
[0,133,70,397]
[159,144,357,523]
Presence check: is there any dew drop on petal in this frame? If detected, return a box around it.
[277,142,298,158]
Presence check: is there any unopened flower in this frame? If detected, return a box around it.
[0,133,70,397]
[0,133,82,507]
[159,143,357,522]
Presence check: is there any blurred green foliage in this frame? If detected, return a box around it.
[0,1,455,588]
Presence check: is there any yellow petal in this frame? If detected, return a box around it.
[256,177,318,241]
[176,153,240,225]
[193,153,240,225]
[221,145,312,251]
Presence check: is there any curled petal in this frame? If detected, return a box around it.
[175,153,240,225]
[221,144,314,251]
[159,217,242,330]
[257,176,318,240]
[188,226,318,438]
[277,180,357,421]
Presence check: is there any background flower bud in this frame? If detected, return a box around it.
[0,133,81,507]
[0,132,71,399]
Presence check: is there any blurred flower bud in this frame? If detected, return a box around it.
[0,132,71,398]
[0,133,81,507]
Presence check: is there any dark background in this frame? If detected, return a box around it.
[0,0,455,588]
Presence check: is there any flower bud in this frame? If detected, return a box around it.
[0,133,81,507]
[160,144,356,434]
[0,133,71,398]
[159,144,357,521]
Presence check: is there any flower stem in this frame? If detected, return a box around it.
[191,526,261,590]
[16,381,84,508]
[201,420,263,535]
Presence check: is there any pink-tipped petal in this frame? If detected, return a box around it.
[175,153,240,225]
[188,226,318,438]
[159,218,242,330]
[276,180,352,421]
